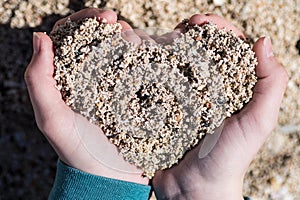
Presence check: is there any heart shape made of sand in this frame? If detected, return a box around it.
[50,18,257,178]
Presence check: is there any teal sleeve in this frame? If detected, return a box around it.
[48,160,151,200]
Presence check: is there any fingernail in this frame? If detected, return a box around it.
[263,37,274,58]
[33,32,41,54]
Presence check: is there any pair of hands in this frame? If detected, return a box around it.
[25,8,288,200]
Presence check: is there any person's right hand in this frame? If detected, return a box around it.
[24,8,149,185]
[152,14,289,200]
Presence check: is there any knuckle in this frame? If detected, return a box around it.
[24,68,33,85]
[278,66,289,84]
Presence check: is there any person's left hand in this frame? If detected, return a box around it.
[152,14,288,200]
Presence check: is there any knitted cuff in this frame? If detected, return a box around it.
[48,160,151,200]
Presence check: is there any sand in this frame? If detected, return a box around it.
[50,18,256,178]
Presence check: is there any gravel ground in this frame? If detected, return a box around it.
[0,0,299,199]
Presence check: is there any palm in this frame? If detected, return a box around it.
[152,115,252,197]
[42,94,142,176]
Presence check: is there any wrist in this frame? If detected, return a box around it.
[60,158,149,185]
[154,172,244,200]
[178,181,244,200]
[204,178,244,200]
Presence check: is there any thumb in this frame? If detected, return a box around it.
[235,37,288,145]
[25,32,67,130]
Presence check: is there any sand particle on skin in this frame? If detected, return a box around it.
[50,17,257,178]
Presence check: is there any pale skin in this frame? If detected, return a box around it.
[24,8,288,200]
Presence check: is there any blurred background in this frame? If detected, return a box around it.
[0,0,299,199]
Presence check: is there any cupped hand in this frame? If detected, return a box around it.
[24,8,149,185]
[152,14,289,200]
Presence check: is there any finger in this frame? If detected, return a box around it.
[118,20,133,32]
[174,21,187,33]
[154,30,182,44]
[189,14,245,39]
[118,20,141,44]
[52,8,117,31]
[134,29,156,43]
[148,22,184,42]
[236,37,288,139]
[121,31,142,44]
[24,32,68,129]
